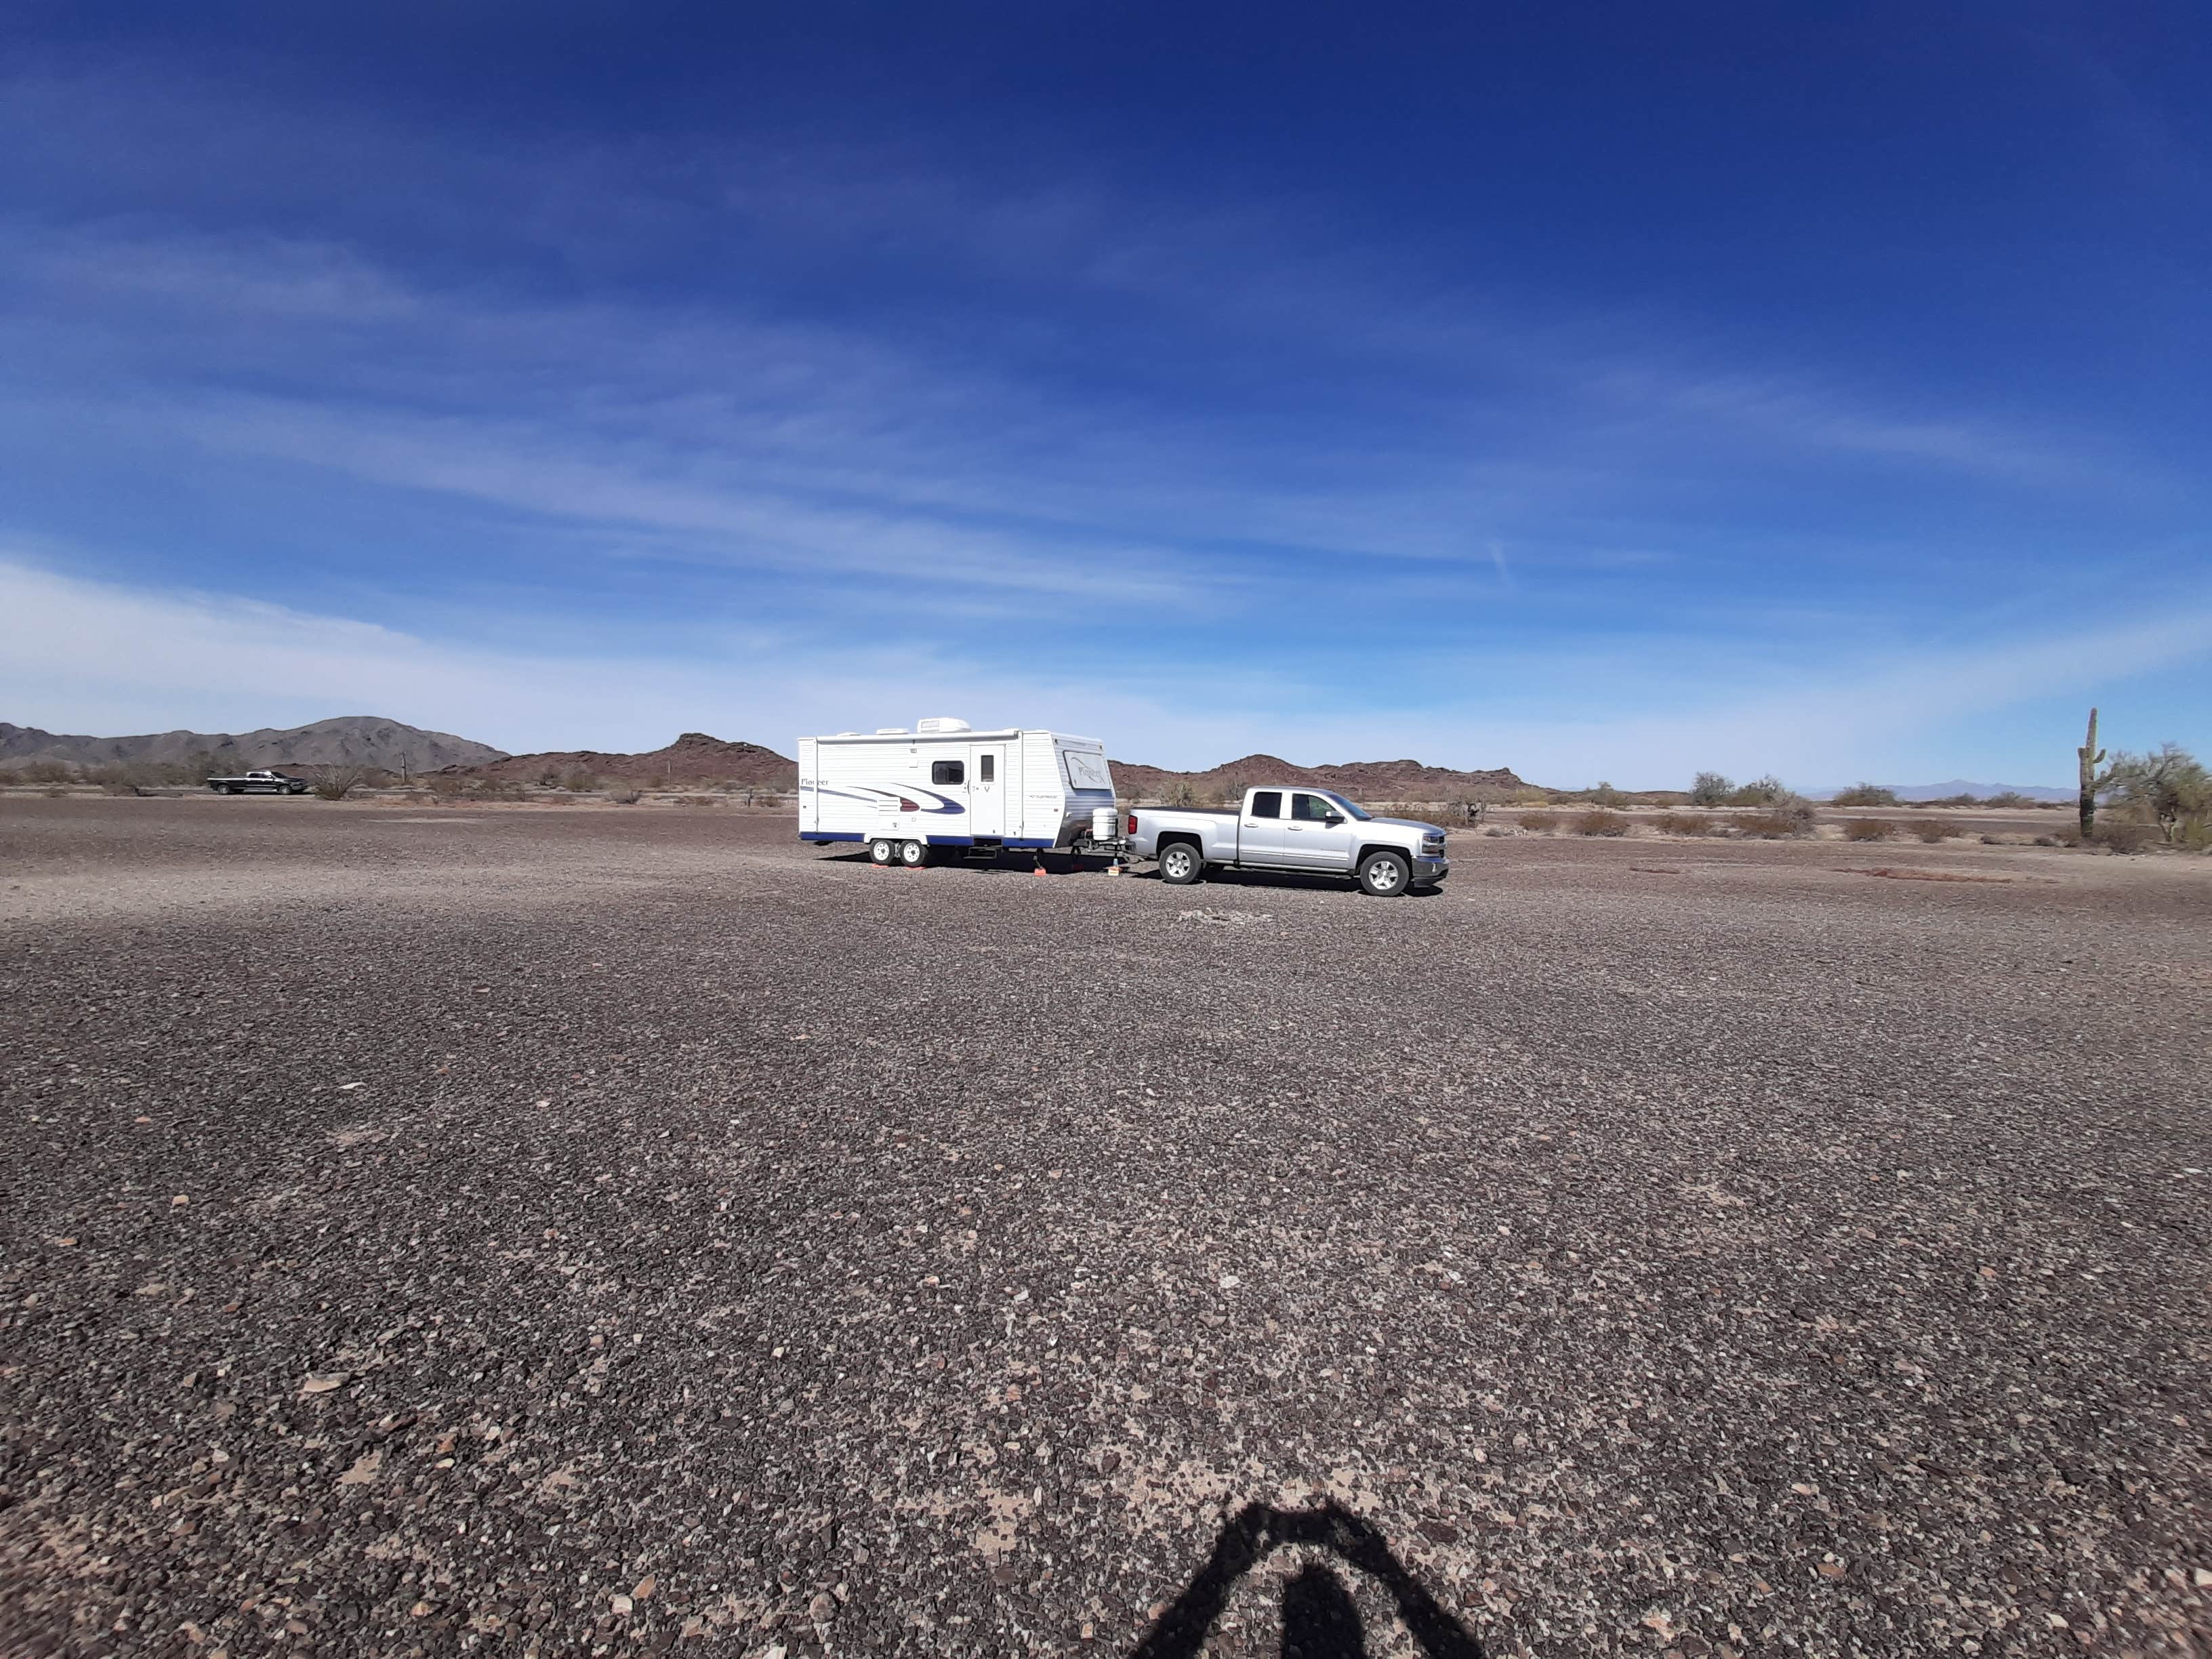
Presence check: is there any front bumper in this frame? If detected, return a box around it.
[1412,857,1450,885]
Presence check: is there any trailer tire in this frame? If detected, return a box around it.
[899,839,929,868]
[868,838,896,866]
[1159,840,1204,885]
[1358,850,1410,897]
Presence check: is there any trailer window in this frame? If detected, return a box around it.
[932,760,965,785]
[980,754,995,782]
[1249,791,1282,819]
[1061,749,1111,791]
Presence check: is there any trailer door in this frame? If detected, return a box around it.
[968,744,1008,838]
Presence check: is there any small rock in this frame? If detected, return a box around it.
[300,1372,350,1395]
[633,1575,656,1601]
[611,1593,633,1617]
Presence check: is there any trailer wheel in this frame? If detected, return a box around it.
[899,839,929,868]
[1358,850,1410,897]
[868,838,896,866]
[1159,841,1204,885]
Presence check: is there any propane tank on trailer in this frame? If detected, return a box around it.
[1091,806,1118,845]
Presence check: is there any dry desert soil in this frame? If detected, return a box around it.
[1,798,2207,1657]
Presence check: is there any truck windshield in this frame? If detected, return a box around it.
[1317,791,1372,821]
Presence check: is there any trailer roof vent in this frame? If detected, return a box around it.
[915,716,972,733]
[875,726,908,735]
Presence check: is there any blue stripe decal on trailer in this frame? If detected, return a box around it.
[1005,838,1055,848]
[926,835,975,846]
[801,831,865,843]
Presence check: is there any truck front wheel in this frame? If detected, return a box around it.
[1358,851,1410,897]
[1159,842,1204,885]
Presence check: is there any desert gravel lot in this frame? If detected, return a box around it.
[3,798,2208,1658]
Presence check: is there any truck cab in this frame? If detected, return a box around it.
[1126,786,1449,895]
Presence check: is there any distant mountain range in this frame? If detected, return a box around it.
[1108,752,1525,800]
[1807,779,2072,802]
[455,731,797,785]
[1,716,508,773]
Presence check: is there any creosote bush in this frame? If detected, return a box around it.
[1736,808,1814,839]
[1572,808,1631,836]
[674,794,719,807]
[1515,811,1559,834]
[610,790,642,806]
[1688,771,1734,807]
[1831,783,1899,807]
[1842,818,1896,842]
[1654,811,1714,836]
[1913,820,1965,844]
[312,769,365,801]
[2093,820,2154,855]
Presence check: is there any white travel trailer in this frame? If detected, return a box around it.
[798,718,1118,865]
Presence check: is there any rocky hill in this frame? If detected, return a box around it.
[0,716,507,774]
[455,732,796,785]
[1108,752,1525,802]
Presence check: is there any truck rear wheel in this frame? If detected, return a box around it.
[868,838,896,866]
[1358,850,1410,897]
[1159,842,1204,885]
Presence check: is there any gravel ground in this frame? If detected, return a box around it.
[3,798,2207,1658]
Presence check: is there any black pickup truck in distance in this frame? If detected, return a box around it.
[206,770,309,796]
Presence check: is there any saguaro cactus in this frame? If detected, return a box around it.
[2078,707,2105,838]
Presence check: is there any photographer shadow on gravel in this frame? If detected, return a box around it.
[1130,1501,1483,1658]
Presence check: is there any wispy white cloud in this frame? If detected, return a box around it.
[7,554,2205,784]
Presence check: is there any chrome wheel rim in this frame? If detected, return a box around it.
[1368,859,1401,892]
[1164,848,1193,878]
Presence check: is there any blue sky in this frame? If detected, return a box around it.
[1,2,2206,783]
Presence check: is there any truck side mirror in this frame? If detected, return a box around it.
[1323,813,1344,826]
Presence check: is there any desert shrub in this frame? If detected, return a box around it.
[1572,809,1631,837]
[1926,793,1980,808]
[425,774,467,797]
[610,790,642,805]
[2180,818,2211,853]
[23,760,74,784]
[1688,771,1734,807]
[2032,834,2061,847]
[2103,742,2209,844]
[1515,811,1559,834]
[1912,819,1965,843]
[1729,774,1794,808]
[674,794,719,807]
[1983,791,2036,808]
[312,769,365,801]
[1654,811,1714,836]
[100,780,142,797]
[1831,783,1899,807]
[1586,781,1625,808]
[1507,787,1554,806]
[2093,819,2154,855]
[470,777,523,799]
[1736,806,1815,839]
[1842,818,1896,842]
[0,769,16,786]
[560,770,602,792]
[42,785,67,798]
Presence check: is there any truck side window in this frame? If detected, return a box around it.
[1292,793,1333,821]
[1249,791,1282,819]
[932,760,965,785]
[980,755,995,783]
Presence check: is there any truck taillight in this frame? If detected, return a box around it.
[1126,812,1137,835]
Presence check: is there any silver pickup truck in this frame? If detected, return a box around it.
[1126,786,1449,895]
